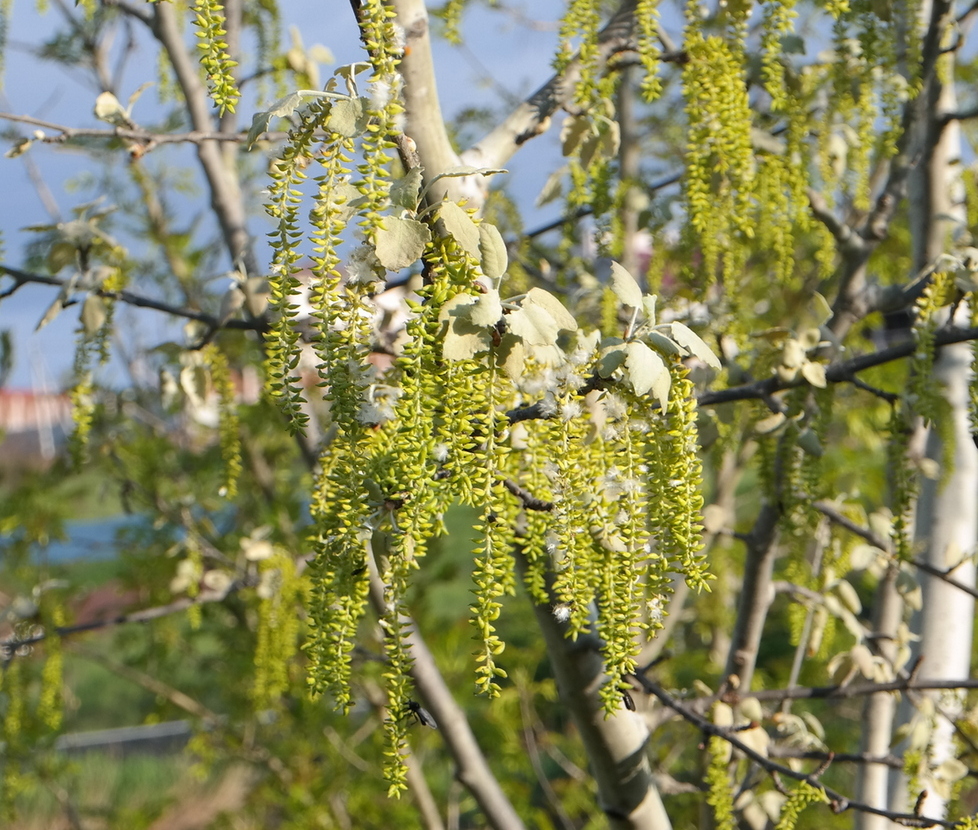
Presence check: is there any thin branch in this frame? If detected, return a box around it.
[1,575,258,660]
[503,479,554,512]
[366,560,527,830]
[0,264,267,333]
[638,676,955,828]
[0,111,287,147]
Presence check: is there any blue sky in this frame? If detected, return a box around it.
[1,0,567,388]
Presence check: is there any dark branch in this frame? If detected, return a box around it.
[0,264,268,333]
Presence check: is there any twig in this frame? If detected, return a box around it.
[638,676,955,828]
[0,264,267,333]
[503,479,554,512]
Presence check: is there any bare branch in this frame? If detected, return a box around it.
[638,676,956,828]
[0,263,268,333]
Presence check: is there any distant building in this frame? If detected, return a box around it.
[0,389,73,467]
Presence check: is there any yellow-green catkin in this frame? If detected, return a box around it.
[774,781,828,830]
[681,20,754,285]
[203,344,241,499]
[704,735,737,830]
[191,0,240,114]
[253,550,304,710]
[38,603,65,731]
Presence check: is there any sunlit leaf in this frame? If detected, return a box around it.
[375,216,431,271]
[609,261,643,308]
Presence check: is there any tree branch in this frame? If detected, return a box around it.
[638,676,956,828]
[0,264,267,333]
[366,562,527,830]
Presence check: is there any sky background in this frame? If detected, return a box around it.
[0,0,571,389]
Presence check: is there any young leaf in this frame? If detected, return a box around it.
[469,288,503,327]
[389,167,424,212]
[625,340,669,410]
[478,223,508,279]
[81,294,107,335]
[609,262,643,309]
[438,201,481,259]
[375,217,431,271]
[670,322,721,369]
[506,303,559,347]
[524,288,577,332]
[440,294,492,360]
[327,96,367,137]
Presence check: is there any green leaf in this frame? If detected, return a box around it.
[94,91,130,127]
[469,288,503,327]
[524,288,577,332]
[625,340,669,410]
[670,322,721,369]
[535,166,566,207]
[327,96,367,137]
[646,330,684,357]
[506,303,559,347]
[560,114,590,157]
[597,341,626,378]
[478,223,508,279]
[389,167,424,211]
[496,333,525,381]
[438,201,481,259]
[375,216,431,271]
[81,294,107,335]
[440,294,492,360]
[801,361,826,388]
[609,262,643,309]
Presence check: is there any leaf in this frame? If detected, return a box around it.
[506,303,559,347]
[801,361,827,388]
[560,114,590,157]
[438,201,481,259]
[469,288,503,327]
[524,288,577,332]
[81,294,107,335]
[496,333,525,381]
[246,92,305,148]
[536,166,566,207]
[625,340,670,410]
[375,216,431,271]
[670,321,721,369]
[833,579,862,615]
[478,222,508,279]
[646,330,684,357]
[389,167,424,211]
[5,138,32,159]
[609,261,643,308]
[327,96,367,137]
[597,341,626,378]
[440,294,492,360]
[94,91,129,127]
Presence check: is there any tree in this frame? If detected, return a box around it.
[3,0,978,827]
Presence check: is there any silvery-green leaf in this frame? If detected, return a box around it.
[81,294,107,335]
[327,96,367,137]
[560,114,590,157]
[496,333,525,381]
[801,361,827,388]
[469,288,503,327]
[390,167,424,211]
[524,287,576,332]
[5,138,32,159]
[438,201,481,259]
[647,330,684,356]
[625,340,669,410]
[597,343,626,378]
[127,81,154,112]
[506,303,559,347]
[94,91,129,127]
[440,294,492,360]
[478,222,508,279]
[670,321,721,369]
[247,111,273,148]
[609,261,643,309]
[833,579,862,615]
[375,216,430,271]
[643,294,657,326]
[536,166,566,207]
[797,428,823,457]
